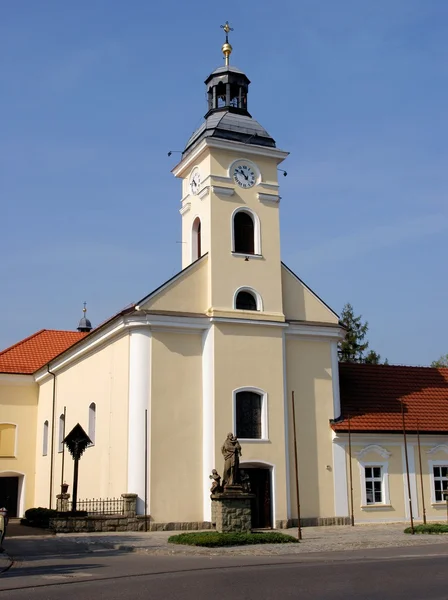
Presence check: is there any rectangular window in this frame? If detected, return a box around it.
[236,392,262,439]
[0,424,16,457]
[365,466,383,504]
[433,465,448,502]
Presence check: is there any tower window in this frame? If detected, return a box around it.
[233,211,255,254]
[192,217,202,261]
[235,290,257,311]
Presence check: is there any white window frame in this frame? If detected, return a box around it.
[42,420,49,456]
[233,287,263,311]
[232,387,268,442]
[359,461,390,506]
[191,215,202,262]
[88,402,96,445]
[230,207,262,257]
[58,414,65,453]
[429,460,448,504]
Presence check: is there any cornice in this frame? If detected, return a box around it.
[0,373,36,386]
[212,185,235,197]
[258,192,280,203]
[285,323,345,340]
[172,138,289,177]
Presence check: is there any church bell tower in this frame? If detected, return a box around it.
[172,23,289,321]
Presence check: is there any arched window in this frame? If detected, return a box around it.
[192,217,202,261]
[234,390,267,440]
[58,414,65,453]
[42,421,49,456]
[89,402,96,445]
[233,211,255,254]
[235,290,257,311]
[0,424,17,457]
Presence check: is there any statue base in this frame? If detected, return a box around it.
[211,490,255,533]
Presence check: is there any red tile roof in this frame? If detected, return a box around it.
[0,330,87,374]
[333,363,448,433]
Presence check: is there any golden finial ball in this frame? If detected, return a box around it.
[222,42,232,56]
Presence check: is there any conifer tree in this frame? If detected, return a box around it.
[338,303,369,363]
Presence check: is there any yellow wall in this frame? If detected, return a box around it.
[177,147,285,318]
[281,266,339,324]
[0,379,38,515]
[414,444,448,522]
[349,444,405,521]
[34,334,130,508]
[286,338,335,518]
[213,323,288,522]
[150,331,203,521]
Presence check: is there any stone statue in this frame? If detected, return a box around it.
[209,469,222,494]
[240,470,251,493]
[221,433,242,487]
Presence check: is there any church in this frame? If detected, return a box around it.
[1,30,448,529]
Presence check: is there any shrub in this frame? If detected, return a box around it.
[24,507,58,528]
[404,523,448,534]
[168,531,299,547]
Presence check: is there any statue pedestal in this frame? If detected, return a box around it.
[211,489,255,533]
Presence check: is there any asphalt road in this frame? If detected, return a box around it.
[2,537,448,599]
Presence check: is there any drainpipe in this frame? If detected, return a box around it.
[48,365,57,509]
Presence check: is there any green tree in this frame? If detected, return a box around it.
[338,303,387,364]
[338,303,369,363]
[431,354,448,368]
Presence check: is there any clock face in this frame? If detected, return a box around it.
[190,170,201,195]
[233,164,256,189]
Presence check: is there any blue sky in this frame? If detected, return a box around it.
[1,0,447,365]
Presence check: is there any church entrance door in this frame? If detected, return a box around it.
[245,468,272,529]
[0,476,19,517]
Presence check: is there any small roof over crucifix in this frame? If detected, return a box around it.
[63,423,92,460]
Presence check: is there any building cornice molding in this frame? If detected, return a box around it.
[172,138,289,177]
[209,316,287,328]
[257,192,280,203]
[212,185,235,197]
[179,202,191,215]
[0,374,36,386]
[356,444,392,459]
[426,444,448,455]
[286,323,345,340]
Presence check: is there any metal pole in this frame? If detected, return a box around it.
[401,401,415,534]
[348,415,355,526]
[145,409,148,532]
[291,391,302,540]
[416,420,426,524]
[72,457,79,513]
[60,406,66,493]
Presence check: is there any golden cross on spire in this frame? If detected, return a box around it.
[220,21,234,66]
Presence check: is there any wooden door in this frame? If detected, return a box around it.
[246,468,272,528]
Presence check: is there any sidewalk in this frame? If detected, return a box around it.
[42,523,448,556]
